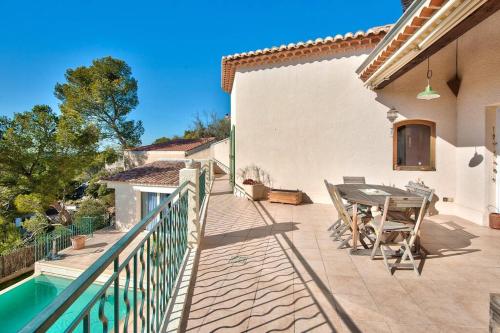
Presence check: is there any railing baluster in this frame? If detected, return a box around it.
[163,210,168,312]
[123,262,131,333]
[139,245,146,333]
[114,258,120,333]
[133,254,138,333]
[20,180,195,333]
[146,238,151,333]
[83,313,90,333]
[156,229,160,332]
[99,292,108,333]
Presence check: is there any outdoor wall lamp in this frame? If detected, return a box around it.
[417,57,440,100]
[387,107,398,136]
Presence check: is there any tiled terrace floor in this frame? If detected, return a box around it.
[184,176,500,332]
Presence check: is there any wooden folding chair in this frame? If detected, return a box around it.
[342,176,366,184]
[324,180,373,249]
[327,177,365,235]
[369,196,427,275]
[405,181,434,206]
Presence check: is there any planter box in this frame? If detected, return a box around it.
[490,213,500,230]
[70,235,86,250]
[269,189,303,205]
[243,183,266,201]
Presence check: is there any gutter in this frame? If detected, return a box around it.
[356,0,428,74]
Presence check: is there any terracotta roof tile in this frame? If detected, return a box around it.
[103,161,186,186]
[221,25,393,93]
[358,0,447,83]
[127,137,216,152]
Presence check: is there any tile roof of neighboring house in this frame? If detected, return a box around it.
[221,25,393,93]
[127,137,216,152]
[357,0,447,83]
[103,161,185,186]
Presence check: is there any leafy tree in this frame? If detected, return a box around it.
[184,112,230,140]
[0,105,58,203]
[152,136,171,144]
[0,216,23,254]
[0,105,99,217]
[22,212,51,239]
[14,194,44,214]
[75,198,107,228]
[55,56,144,148]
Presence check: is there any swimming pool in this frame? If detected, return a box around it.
[0,274,130,332]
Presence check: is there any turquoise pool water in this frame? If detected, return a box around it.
[0,274,130,332]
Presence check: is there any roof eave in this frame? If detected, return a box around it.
[359,0,492,88]
[356,0,428,75]
[221,27,392,93]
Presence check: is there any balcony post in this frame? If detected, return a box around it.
[209,159,215,182]
[179,162,200,249]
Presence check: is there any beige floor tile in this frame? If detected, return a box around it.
[184,177,499,332]
[328,275,370,296]
[341,320,392,333]
[247,314,295,332]
[388,323,440,333]
[196,308,252,333]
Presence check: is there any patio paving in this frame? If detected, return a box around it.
[184,176,500,332]
[35,228,143,279]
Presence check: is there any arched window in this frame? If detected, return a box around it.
[393,119,436,171]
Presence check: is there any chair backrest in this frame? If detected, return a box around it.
[405,181,434,203]
[324,180,354,228]
[343,176,366,184]
[381,195,427,245]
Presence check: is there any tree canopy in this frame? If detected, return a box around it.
[55,56,144,148]
[0,105,99,216]
[153,113,230,144]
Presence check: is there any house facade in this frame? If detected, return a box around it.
[124,137,216,168]
[223,0,500,226]
[104,161,188,230]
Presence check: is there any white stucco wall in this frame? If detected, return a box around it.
[230,11,500,225]
[106,181,177,230]
[452,11,500,224]
[124,150,187,168]
[107,182,142,230]
[187,147,211,159]
[231,48,456,215]
[211,138,230,168]
[124,147,212,168]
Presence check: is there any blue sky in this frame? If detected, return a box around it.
[0,0,401,145]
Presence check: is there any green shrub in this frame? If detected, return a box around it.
[74,198,107,229]
[23,212,50,237]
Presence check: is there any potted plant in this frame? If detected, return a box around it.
[489,206,500,230]
[70,235,86,250]
[238,165,271,201]
[242,179,266,201]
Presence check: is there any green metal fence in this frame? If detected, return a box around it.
[34,216,107,261]
[199,169,207,205]
[21,182,190,333]
[230,125,235,187]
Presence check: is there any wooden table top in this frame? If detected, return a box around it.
[335,183,419,207]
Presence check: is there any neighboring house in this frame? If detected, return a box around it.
[223,0,500,226]
[104,137,229,230]
[103,161,189,230]
[124,137,216,168]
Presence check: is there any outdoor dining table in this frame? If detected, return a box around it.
[335,183,420,254]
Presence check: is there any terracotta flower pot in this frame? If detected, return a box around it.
[70,235,86,250]
[489,213,500,230]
